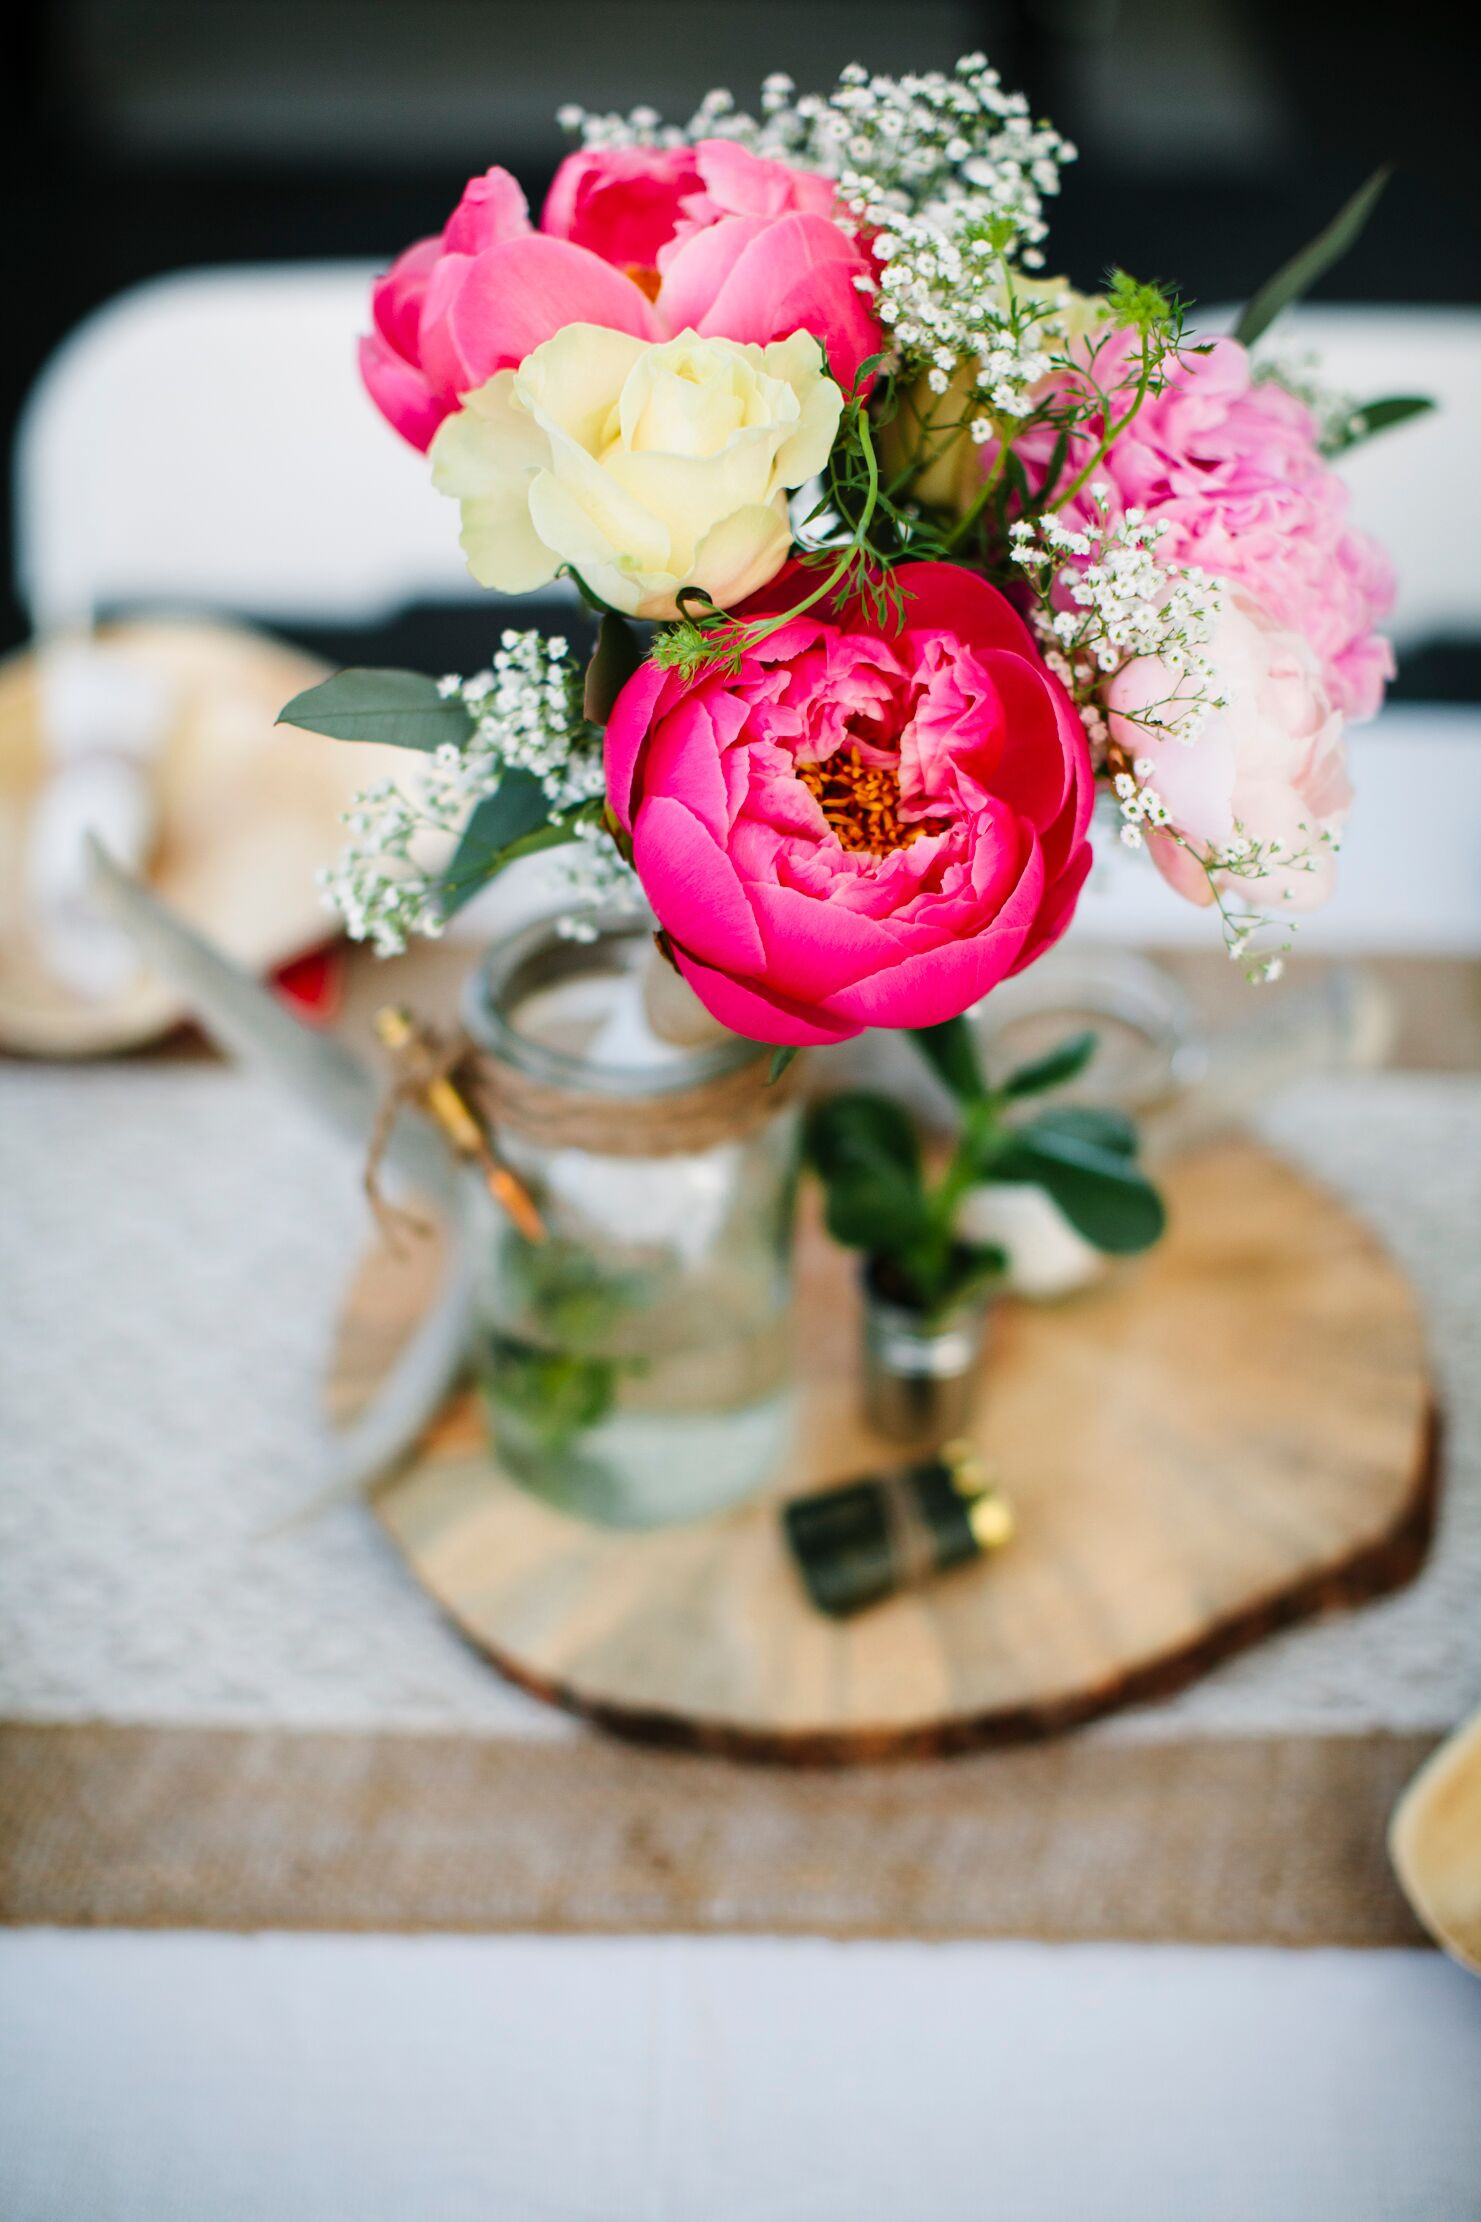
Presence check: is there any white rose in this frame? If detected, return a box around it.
[429,324,843,621]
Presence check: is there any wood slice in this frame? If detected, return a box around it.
[330,1141,1438,1762]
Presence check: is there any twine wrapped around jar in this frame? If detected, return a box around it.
[461,911,802,1159]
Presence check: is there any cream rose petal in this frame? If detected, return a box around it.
[429,374,559,594]
[685,499,793,613]
[515,323,649,452]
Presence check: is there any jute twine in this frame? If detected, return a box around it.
[467,1040,801,1158]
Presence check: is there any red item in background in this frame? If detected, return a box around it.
[271,944,344,1026]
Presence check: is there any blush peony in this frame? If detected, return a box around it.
[362,143,883,455]
[605,564,1094,1045]
[1106,589,1353,912]
[429,326,842,620]
[1008,332,1395,722]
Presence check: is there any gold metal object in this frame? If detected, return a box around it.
[941,1437,1015,1551]
[373,1004,546,1245]
[967,1494,1016,1551]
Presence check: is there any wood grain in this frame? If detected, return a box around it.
[333,1141,1439,1762]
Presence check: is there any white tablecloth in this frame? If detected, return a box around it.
[4,1933,1480,2222]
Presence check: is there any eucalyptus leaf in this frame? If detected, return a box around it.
[992,1129,1166,1254]
[804,1092,930,1253]
[1001,1029,1098,1099]
[583,612,645,725]
[1234,166,1391,348]
[434,769,560,919]
[909,1014,987,1103]
[276,667,471,750]
[1329,394,1435,454]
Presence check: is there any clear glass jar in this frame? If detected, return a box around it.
[460,912,798,1528]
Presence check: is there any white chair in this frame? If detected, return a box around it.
[12,260,501,634]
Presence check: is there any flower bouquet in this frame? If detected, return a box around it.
[280,50,1418,1510]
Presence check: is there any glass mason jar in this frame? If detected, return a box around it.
[460,912,799,1529]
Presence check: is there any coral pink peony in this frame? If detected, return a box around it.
[362,143,884,454]
[1015,333,1395,722]
[1106,588,1353,913]
[606,564,1094,1046]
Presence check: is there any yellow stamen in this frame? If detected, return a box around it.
[796,745,947,856]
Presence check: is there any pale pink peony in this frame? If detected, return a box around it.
[361,143,883,454]
[606,564,1094,1046]
[1017,333,1395,722]
[1106,589,1353,911]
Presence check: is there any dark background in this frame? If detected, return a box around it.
[3,0,1476,682]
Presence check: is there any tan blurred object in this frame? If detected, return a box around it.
[0,617,383,1055]
[1390,1708,1481,1977]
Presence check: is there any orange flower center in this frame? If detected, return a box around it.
[796,746,946,856]
[623,264,663,304]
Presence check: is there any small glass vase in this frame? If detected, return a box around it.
[861,1256,994,1446]
[461,912,799,1528]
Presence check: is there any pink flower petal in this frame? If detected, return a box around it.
[442,168,531,256]
[357,329,446,453]
[633,797,766,974]
[671,945,861,1046]
[605,662,678,830]
[421,235,661,404]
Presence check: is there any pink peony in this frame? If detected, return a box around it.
[362,143,884,454]
[1017,333,1395,722]
[1106,588,1353,911]
[606,564,1094,1046]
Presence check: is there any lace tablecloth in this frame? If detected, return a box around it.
[2,1065,1478,1742]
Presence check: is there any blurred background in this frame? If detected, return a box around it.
[3,0,1477,687]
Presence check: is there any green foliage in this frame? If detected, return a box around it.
[1234,166,1391,349]
[910,1014,987,1103]
[804,1092,930,1255]
[999,1029,1098,1099]
[583,612,645,724]
[434,776,599,920]
[1328,394,1435,454]
[276,667,471,749]
[767,1045,801,1086]
[807,1025,1166,1307]
[985,1118,1165,1254]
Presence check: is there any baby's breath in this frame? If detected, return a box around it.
[1009,493,1227,759]
[319,630,626,955]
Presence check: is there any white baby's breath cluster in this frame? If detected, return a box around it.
[1009,491,1227,760]
[557,56,1076,428]
[320,630,620,957]
[558,52,1073,244]
[873,210,1071,418]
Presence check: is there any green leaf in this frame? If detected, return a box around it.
[909,1015,987,1103]
[992,1129,1166,1255]
[804,1092,930,1254]
[1001,1028,1098,1099]
[583,612,645,724]
[1329,393,1435,454]
[767,1045,800,1086]
[434,770,559,919]
[276,668,471,750]
[1019,1103,1139,1158]
[941,1241,1009,1308]
[1234,166,1391,349]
